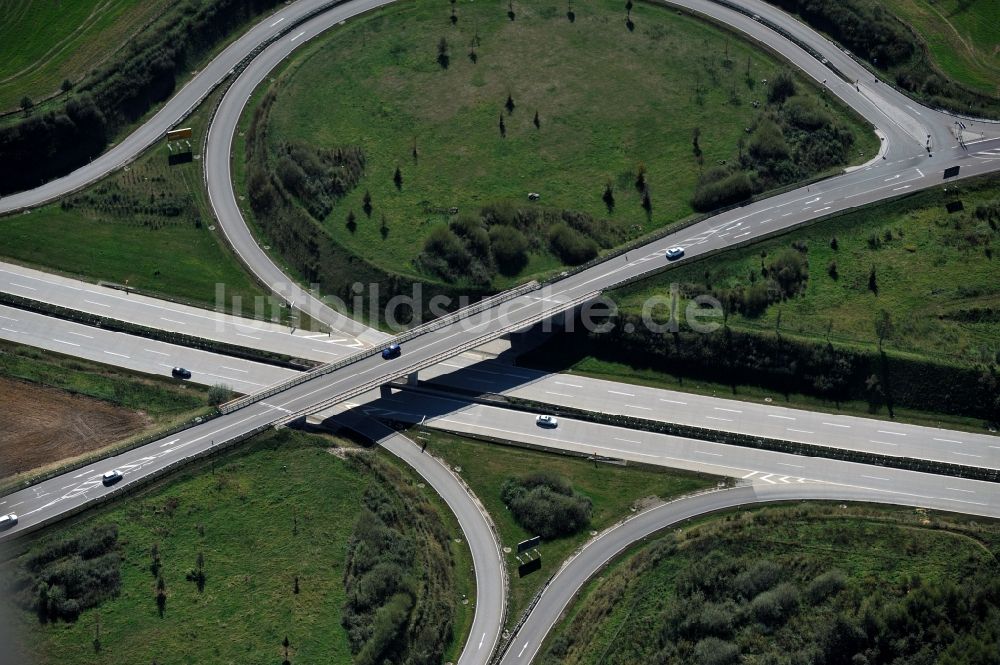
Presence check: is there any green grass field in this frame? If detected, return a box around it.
[881,0,1000,96]
[540,502,1000,664]
[615,176,1000,364]
[4,429,472,665]
[0,0,170,111]
[256,0,877,288]
[0,120,271,315]
[418,429,718,627]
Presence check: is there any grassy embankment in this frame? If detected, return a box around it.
[0,83,273,317]
[880,0,1000,98]
[3,429,473,665]
[417,428,719,627]
[240,0,877,309]
[0,0,170,111]
[522,176,1000,431]
[539,502,1000,664]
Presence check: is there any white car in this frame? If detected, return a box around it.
[102,469,123,485]
[0,513,17,530]
[665,246,685,260]
[536,415,558,428]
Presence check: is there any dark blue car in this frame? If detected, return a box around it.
[382,343,401,360]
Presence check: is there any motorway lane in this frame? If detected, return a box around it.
[4,302,997,469]
[0,304,297,393]
[423,357,1000,469]
[0,262,379,354]
[497,480,1000,665]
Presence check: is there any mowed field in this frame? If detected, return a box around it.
[881,0,1000,96]
[4,429,471,665]
[0,0,171,111]
[261,0,877,285]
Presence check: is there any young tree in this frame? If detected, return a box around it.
[156,575,167,617]
[635,163,646,191]
[505,94,515,114]
[602,182,615,212]
[393,166,403,190]
[641,188,652,213]
[437,37,450,68]
[868,264,878,294]
[346,210,357,233]
[362,190,372,217]
[692,127,702,157]
[874,309,893,351]
[533,110,540,129]
[61,79,73,93]
[498,113,506,138]
[19,96,33,116]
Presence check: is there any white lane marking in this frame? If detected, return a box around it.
[310,349,341,356]
[159,438,180,448]
[626,404,652,411]
[870,439,898,446]
[220,366,249,373]
[877,430,907,437]
[742,471,758,479]
[0,315,17,322]
[61,484,75,490]
[777,462,803,469]
[892,185,911,191]
[916,168,924,178]
[9,282,36,290]
[144,349,170,356]
[946,487,975,493]
[787,428,814,434]
[84,299,111,308]
[73,468,95,478]
[1,327,18,333]
[160,317,185,325]
[695,450,723,457]
[236,333,261,340]
[290,30,305,41]
[815,206,831,212]
[261,401,294,414]
[614,437,642,444]
[781,212,794,217]
[554,381,582,388]
[768,414,795,420]
[952,451,982,458]
[518,642,529,657]
[66,331,93,338]
[608,390,634,396]
[884,174,901,181]
[270,16,285,26]
[53,339,80,347]
[759,474,777,484]
[479,632,486,650]
[823,422,851,428]
[544,391,573,398]
[862,475,890,481]
[9,501,24,508]
[659,398,687,405]
[805,197,821,204]
[933,437,962,444]
[937,497,987,506]
[104,351,129,358]
[714,407,742,413]
[734,231,752,239]
[905,104,922,116]
[706,416,732,422]
[759,218,773,224]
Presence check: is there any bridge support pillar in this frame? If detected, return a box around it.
[406,371,419,386]
[380,384,392,398]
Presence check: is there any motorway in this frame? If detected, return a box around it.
[2,0,1000,663]
[4,298,997,469]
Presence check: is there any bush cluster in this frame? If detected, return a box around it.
[341,458,455,665]
[273,142,366,220]
[500,471,592,539]
[6,524,121,622]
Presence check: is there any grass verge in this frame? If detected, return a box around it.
[414,427,719,629]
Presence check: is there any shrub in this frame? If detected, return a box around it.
[751,582,800,626]
[549,222,599,265]
[767,248,809,297]
[768,71,796,104]
[733,560,782,600]
[500,472,592,539]
[749,118,790,162]
[807,569,848,604]
[489,225,529,275]
[694,637,740,665]
[208,384,233,406]
[691,170,753,211]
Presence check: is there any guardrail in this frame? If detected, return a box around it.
[218,280,541,413]
[272,291,601,426]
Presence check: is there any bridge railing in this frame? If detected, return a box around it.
[218,280,540,414]
[272,290,602,426]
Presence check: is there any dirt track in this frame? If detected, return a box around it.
[0,377,150,477]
